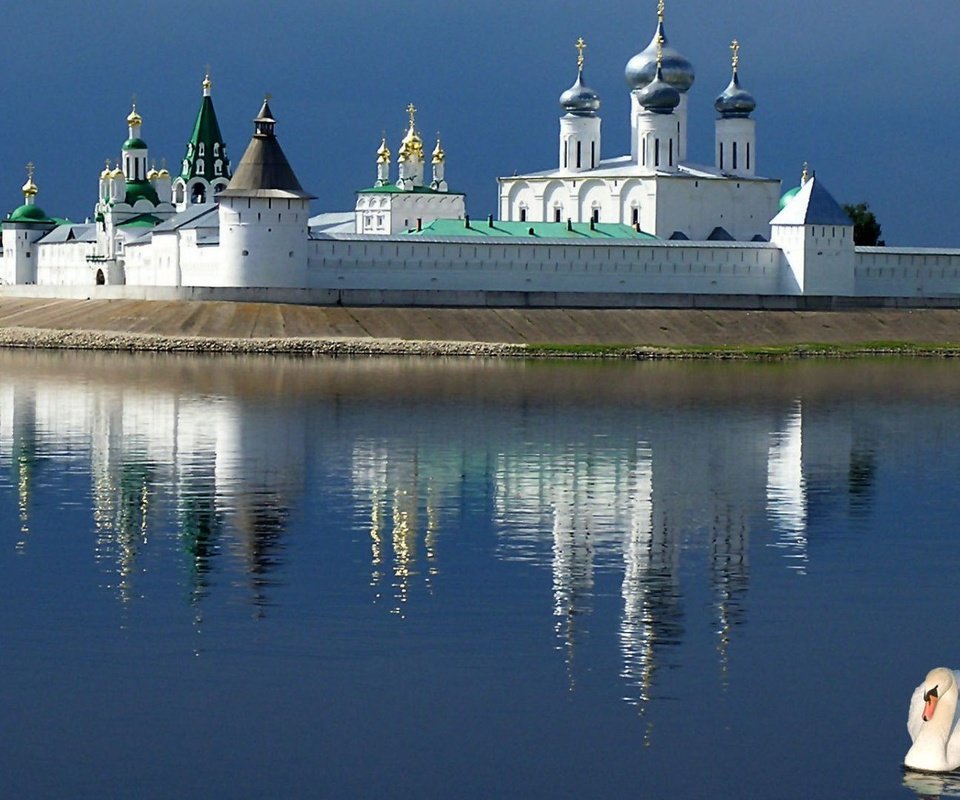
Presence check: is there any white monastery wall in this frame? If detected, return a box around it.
[36,241,97,285]
[306,236,784,295]
[854,248,960,298]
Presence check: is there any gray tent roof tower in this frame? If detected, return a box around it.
[219,99,315,200]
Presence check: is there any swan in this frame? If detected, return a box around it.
[905,667,960,772]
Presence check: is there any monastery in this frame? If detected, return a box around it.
[2,3,959,306]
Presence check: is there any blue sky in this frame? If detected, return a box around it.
[1,0,955,245]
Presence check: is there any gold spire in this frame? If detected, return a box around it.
[432,134,445,165]
[730,39,740,73]
[656,33,664,69]
[21,162,38,199]
[801,162,809,184]
[406,102,417,128]
[575,37,586,71]
[657,0,665,23]
[377,135,391,164]
[127,95,142,128]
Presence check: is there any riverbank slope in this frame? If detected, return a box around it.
[0,297,959,356]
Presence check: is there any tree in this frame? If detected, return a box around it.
[842,202,885,246]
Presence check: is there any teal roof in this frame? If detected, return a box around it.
[779,185,801,210]
[117,213,163,228]
[6,203,54,224]
[406,219,657,239]
[359,184,461,196]
[179,94,230,182]
[124,180,160,206]
[122,137,149,151]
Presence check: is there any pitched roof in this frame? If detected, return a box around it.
[219,100,314,200]
[179,91,230,182]
[770,176,852,226]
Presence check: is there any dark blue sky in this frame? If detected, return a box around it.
[1,0,955,245]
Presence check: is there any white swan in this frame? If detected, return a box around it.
[905,667,960,772]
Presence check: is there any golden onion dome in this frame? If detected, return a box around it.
[146,167,159,180]
[432,137,445,164]
[21,177,38,198]
[110,164,124,179]
[376,137,391,164]
[100,160,112,180]
[127,103,142,127]
[157,166,170,178]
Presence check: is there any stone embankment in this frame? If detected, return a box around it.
[1,297,960,357]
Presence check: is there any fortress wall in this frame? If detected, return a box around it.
[306,237,785,295]
[37,241,98,285]
[855,248,960,298]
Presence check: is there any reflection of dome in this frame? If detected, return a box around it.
[560,69,601,116]
[625,20,694,93]
[715,71,756,118]
[636,66,680,114]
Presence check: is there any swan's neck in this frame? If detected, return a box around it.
[907,686,959,771]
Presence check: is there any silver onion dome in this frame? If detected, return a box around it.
[560,68,601,116]
[635,65,680,114]
[714,71,756,118]
[625,20,695,93]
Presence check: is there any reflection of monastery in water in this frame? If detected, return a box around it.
[0,377,304,607]
[0,361,879,704]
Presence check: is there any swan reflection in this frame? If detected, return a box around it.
[903,768,960,798]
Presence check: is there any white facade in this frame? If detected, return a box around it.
[0,8,959,304]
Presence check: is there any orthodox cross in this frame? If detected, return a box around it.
[730,40,740,72]
[575,37,586,70]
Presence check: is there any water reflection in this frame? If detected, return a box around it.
[0,351,897,708]
[903,768,960,799]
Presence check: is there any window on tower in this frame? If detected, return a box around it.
[198,143,205,157]
[196,160,205,176]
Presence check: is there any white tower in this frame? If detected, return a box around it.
[625,1,694,164]
[714,40,757,178]
[122,102,149,183]
[558,37,602,173]
[430,136,448,192]
[634,36,681,173]
[375,136,391,186]
[217,98,315,288]
[2,163,55,285]
[771,173,855,295]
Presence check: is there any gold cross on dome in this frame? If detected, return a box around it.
[406,103,417,127]
[575,37,586,70]
[657,0,665,22]
[25,161,34,180]
[656,33,664,68]
[730,39,740,72]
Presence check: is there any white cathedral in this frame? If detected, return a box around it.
[0,3,957,303]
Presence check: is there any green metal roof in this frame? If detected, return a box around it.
[122,137,149,151]
[179,94,230,182]
[6,203,54,224]
[124,180,160,206]
[405,219,657,239]
[117,213,163,228]
[358,184,461,196]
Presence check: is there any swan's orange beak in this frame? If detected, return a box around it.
[924,688,939,722]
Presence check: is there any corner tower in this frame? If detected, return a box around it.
[217,97,314,287]
[173,73,231,209]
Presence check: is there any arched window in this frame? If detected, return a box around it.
[214,160,222,176]
[196,159,205,176]
[198,143,205,157]
[214,143,220,157]
[192,184,206,204]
